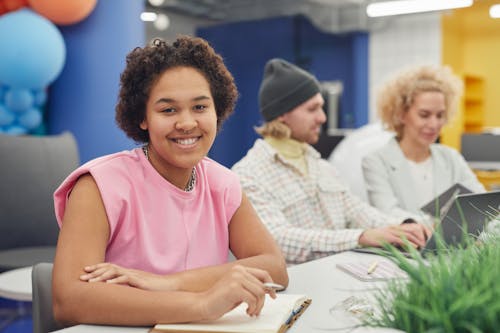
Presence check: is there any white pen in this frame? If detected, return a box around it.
[367,261,379,275]
[263,282,285,291]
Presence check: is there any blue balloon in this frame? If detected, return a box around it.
[0,104,15,126]
[4,124,28,135]
[0,9,66,89]
[0,85,5,102]
[18,107,42,130]
[5,88,34,112]
[32,89,47,107]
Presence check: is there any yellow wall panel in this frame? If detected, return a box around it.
[443,1,500,128]
[441,10,464,70]
[440,10,465,149]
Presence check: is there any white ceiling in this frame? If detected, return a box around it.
[145,0,385,33]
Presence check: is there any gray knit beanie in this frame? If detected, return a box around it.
[259,58,321,121]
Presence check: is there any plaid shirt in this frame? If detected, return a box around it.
[232,139,399,265]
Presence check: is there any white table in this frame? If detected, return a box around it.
[52,251,404,333]
[0,266,32,302]
[286,251,402,332]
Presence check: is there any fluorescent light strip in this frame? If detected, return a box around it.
[140,12,158,22]
[490,4,500,18]
[366,0,473,17]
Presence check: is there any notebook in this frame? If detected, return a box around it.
[336,261,408,281]
[354,191,500,257]
[420,183,472,219]
[150,294,311,333]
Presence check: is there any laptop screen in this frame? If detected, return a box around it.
[424,191,500,252]
[461,134,500,170]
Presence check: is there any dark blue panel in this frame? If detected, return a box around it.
[293,16,369,128]
[0,298,32,333]
[48,0,145,163]
[352,33,369,127]
[198,15,368,167]
[199,17,296,167]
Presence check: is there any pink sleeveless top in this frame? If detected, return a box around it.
[54,148,242,275]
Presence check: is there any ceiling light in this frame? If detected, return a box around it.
[366,0,473,17]
[490,4,500,18]
[148,0,165,6]
[140,12,158,22]
[154,13,170,30]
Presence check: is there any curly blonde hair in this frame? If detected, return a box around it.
[377,65,463,139]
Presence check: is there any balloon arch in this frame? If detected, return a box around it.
[0,0,97,135]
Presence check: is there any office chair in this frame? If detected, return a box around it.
[329,122,392,202]
[32,263,64,333]
[0,132,79,272]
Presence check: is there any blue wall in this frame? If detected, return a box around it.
[48,0,144,163]
[198,15,368,168]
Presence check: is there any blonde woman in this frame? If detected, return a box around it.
[362,65,485,224]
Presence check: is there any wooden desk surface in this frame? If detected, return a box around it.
[52,252,404,333]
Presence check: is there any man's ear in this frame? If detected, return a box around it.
[277,114,287,124]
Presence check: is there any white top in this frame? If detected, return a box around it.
[362,138,486,224]
[407,157,434,206]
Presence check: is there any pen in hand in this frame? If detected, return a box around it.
[263,282,285,292]
[367,261,379,275]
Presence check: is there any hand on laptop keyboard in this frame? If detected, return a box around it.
[358,223,432,249]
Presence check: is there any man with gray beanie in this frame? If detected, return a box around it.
[232,58,430,265]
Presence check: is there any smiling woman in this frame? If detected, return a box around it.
[139,66,218,187]
[51,36,288,328]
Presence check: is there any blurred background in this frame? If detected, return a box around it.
[1,0,499,168]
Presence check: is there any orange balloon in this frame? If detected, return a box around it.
[0,2,7,15]
[4,0,29,11]
[28,0,97,25]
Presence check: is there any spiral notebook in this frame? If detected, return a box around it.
[150,294,311,333]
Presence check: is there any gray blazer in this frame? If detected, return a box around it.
[362,138,485,223]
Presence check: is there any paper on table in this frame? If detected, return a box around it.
[336,261,407,282]
[152,294,309,333]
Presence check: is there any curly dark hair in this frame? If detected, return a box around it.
[115,36,239,143]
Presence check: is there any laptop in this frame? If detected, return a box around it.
[461,133,500,170]
[420,183,472,220]
[423,190,500,253]
[354,191,500,257]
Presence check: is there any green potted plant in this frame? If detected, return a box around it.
[366,225,500,333]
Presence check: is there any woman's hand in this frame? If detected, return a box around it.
[359,223,432,249]
[198,265,276,321]
[80,263,177,291]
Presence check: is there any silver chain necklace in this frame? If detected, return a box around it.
[142,145,196,192]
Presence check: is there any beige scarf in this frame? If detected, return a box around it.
[264,136,308,175]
